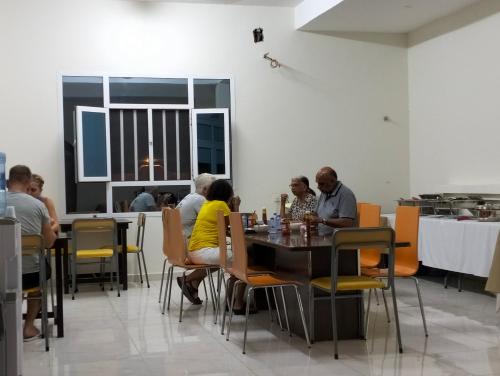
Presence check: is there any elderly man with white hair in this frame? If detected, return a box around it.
[176,173,216,239]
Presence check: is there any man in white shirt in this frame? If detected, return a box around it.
[176,173,216,238]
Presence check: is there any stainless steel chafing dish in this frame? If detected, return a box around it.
[397,193,500,217]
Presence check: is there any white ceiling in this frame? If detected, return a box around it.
[300,0,482,33]
[137,0,302,6]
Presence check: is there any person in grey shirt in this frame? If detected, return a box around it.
[176,173,216,238]
[130,187,158,212]
[6,165,56,340]
[311,166,357,234]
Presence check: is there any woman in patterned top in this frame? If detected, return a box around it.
[288,176,317,221]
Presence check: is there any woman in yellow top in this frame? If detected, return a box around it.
[179,179,239,305]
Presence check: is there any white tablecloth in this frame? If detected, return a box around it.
[385,215,500,278]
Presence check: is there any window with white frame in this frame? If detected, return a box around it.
[61,76,232,215]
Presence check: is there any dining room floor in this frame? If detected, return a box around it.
[23,275,500,376]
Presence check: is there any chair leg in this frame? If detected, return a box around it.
[272,287,284,330]
[179,270,187,322]
[99,258,105,291]
[71,256,76,300]
[214,269,222,324]
[280,286,291,336]
[242,287,253,354]
[140,250,150,288]
[330,294,339,359]
[410,276,428,337]
[264,288,273,324]
[391,280,403,353]
[109,258,113,290]
[221,276,231,335]
[294,285,311,348]
[374,288,380,305]
[136,253,143,284]
[115,254,121,297]
[162,266,172,314]
[444,271,449,289]
[364,289,372,340]
[309,285,315,343]
[206,269,217,313]
[458,273,463,292]
[226,280,240,341]
[158,259,167,303]
[381,288,391,323]
[201,279,208,303]
[167,266,174,310]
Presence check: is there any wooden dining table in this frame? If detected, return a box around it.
[59,218,132,290]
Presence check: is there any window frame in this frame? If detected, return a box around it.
[58,73,234,218]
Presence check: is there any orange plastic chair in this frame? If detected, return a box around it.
[223,212,311,354]
[362,206,427,336]
[358,203,382,268]
[160,208,218,322]
[215,211,281,328]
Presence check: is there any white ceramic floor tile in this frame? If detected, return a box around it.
[22,277,500,376]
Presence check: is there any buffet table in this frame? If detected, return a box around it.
[385,215,500,278]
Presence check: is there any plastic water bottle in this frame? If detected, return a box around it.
[269,216,277,234]
[0,152,6,217]
[275,214,281,231]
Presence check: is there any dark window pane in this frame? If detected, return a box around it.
[165,111,177,180]
[152,110,165,181]
[81,111,107,178]
[109,77,188,104]
[194,79,230,108]
[123,111,135,181]
[112,185,191,213]
[179,110,191,180]
[197,113,225,175]
[62,76,105,213]
[136,110,149,181]
[110,110,121,181]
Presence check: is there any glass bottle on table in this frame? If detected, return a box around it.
[280,193,288,219]
[262,208,267,224]
[304,211,311,238]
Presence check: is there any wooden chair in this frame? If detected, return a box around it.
[71,218,120,299]
[160,208,218,322]
[215,211,281,328]
[310,227,403,359]
[22,234,49,351]
[362,206,428,336]
[224,212,311,354]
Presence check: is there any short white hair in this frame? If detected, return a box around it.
[194,173,216,193]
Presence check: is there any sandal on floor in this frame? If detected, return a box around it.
[177,277,202,305]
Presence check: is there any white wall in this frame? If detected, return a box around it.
[0,0,409,275]
[408,6,500,195]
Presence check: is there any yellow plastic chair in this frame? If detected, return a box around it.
[71,218,120,299]
[125,213,149,288]
[309,227,403,359]
[22,234,49,351]
[362,206,427,336]
[224,212,311,354]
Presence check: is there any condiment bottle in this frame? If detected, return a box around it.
[248,211,257,227]
[304,211,311,238]
[281,218,290,236]
[262,208,268,224]
[280,194,288,218]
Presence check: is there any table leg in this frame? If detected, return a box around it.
[55,246,64,338]
[63,244,69,294]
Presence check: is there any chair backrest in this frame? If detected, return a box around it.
[72,218,116,252]
[394,206,420,275]
[135,212,146,249]
[331,227,395,293]
[21,234,44,257]
[358,203,382,268]
[228,212,248,283]
[216,210,228,270]
[163,208,188,266]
